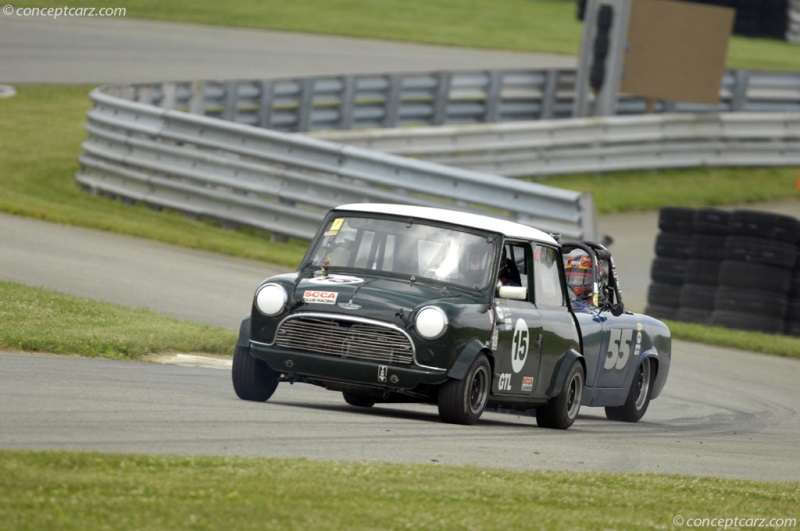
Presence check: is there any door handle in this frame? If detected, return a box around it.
[535,333,543,350]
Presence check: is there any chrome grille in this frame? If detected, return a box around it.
[275,315,414,365]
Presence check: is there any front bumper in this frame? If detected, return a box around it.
[249,341,449,391]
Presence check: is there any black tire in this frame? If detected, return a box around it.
[679,283,717,310]
[605,358,653,422]
[718,260,792,293]
[536,360,584,430]
[644,304,678,321]
[232,344,280,402]
[437,354,491,425]
[714,288,788,320]
[654,233,691,259]
[650,257,687,285]
[693,208,730,235]
[675,307,711,325]
[729,210,800,244]
[342,392,376,408]
[658,207,695,234]
[647,282,681,308]
[688,234,727,261]
[724,236,797,268]
[710,310,785,335]
[684,259,722,285]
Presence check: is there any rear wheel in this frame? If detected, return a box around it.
[232,344,279,402]
[537,361,584,430]
[438,354,491,425]
[605,358,653,422]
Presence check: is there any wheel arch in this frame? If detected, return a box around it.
[447,338,494,380]
[545,348,585,398]
[237,315,251,348]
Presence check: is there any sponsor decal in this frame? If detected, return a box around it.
[307,274,364,285]
[498,372,512,391]
[495,306,505,320]
[491,328,499,350]
[303,290,338,304]
[511,318,529,374]
[504,317,512,329]
[521,376,534,392]
[324,218,345,236]
[378,365,388,383]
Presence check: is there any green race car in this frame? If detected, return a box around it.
[233,204,671,429]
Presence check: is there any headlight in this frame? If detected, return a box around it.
[415,306,448,340]
[255,283,288,316]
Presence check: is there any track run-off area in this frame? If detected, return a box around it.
[1,16,799,483]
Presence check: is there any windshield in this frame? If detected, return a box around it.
[306,215,498,289]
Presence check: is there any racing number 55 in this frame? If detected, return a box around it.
[605,328,634,371]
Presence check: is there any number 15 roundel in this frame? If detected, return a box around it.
[511,319,529,373]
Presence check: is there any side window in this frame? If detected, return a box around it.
[534,245,565,307]
[498,243,529,290]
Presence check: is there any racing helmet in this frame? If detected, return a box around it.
[564,253,606,303]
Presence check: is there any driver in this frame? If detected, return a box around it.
[564,252,607,307]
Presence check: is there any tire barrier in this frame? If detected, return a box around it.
[646,207,800,336]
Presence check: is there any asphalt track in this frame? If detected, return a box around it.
[1,16,799,482]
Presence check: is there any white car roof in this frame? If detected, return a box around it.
[334,203,557,245]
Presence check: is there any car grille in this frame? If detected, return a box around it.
[275,315,414,365]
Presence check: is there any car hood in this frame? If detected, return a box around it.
[291,273,480,316]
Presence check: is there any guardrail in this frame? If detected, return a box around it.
[78,67,800,244]
[312,112,800,177]
[108,68,800,133]
[77,89,596,241]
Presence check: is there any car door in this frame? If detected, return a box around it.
[492,242,544,397]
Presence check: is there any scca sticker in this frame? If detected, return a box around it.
[303,290,338,304]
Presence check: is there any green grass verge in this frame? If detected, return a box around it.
[536,168,800,214]
[11,0,800,71]
[0,281,235,360]
[667,320,800,360]
[1,450,798,531]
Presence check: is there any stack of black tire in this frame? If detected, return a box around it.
[647,207,800,336]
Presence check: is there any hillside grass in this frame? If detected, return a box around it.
[2,450,798,531]
[9,0,800,71]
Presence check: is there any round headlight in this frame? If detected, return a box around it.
[255,283,288,316]
[415,306,448,340]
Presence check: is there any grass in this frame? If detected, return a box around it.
[0,85,308,269]
[1,450,798,530]
[0,281,235,360]
[667,320,800,360]
[536,167,800,214]
[10,0,800,71]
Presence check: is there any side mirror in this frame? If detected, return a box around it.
[498,286,528,300]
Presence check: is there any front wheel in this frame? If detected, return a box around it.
[605,358,653,422]
[537,360,584,430]
[342,392,375,408]
[232,344,279,402]
[437,354,491,425]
